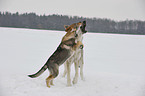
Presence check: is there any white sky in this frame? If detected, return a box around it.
[0,0,145,21]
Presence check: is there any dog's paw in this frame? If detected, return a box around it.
[72,80,77,84]
[81,77,85,81]
[67,84,72,87]
[72,78,78,84]
[80,75,85,81]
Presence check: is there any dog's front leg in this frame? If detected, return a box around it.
[62,62,67,77]
[72,60,79,84]
[80,49,84,80]
[66,61,72,86]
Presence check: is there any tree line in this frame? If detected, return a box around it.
[0,12,145,35]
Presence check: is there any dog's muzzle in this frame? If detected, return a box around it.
[81,21,87,33]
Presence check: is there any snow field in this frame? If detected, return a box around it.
[0,27,145,96]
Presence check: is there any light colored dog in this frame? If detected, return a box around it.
[62,21,87,86]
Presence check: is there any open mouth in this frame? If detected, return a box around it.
[81,21,87,33]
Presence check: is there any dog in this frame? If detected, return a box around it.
[28,29,84,88]
[62,21,87,86]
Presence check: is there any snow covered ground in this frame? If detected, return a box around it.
[0,27,145,96]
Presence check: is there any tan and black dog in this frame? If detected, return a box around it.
[28,29,83,88]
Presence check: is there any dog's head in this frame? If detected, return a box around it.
[61,21,87,50]
[64,21,87,41]
[64,21,87,34]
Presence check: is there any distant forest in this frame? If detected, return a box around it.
[0,12,145,35]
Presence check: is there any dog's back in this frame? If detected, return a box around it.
[47,45,71,66]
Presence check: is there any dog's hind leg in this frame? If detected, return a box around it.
[50,79,54,86]
[72,61,79,84]
[46,75,54,88]
[46,65,59,88]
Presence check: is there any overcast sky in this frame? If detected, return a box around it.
[0,0,145,21]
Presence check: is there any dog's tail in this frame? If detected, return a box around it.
[28,64,47,78]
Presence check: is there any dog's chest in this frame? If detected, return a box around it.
[74,49,82,61]
[66,49,81,64]
[65,36,83,64]
[77,34,83,42]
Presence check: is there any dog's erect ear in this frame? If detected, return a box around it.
[64,25,69,29]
